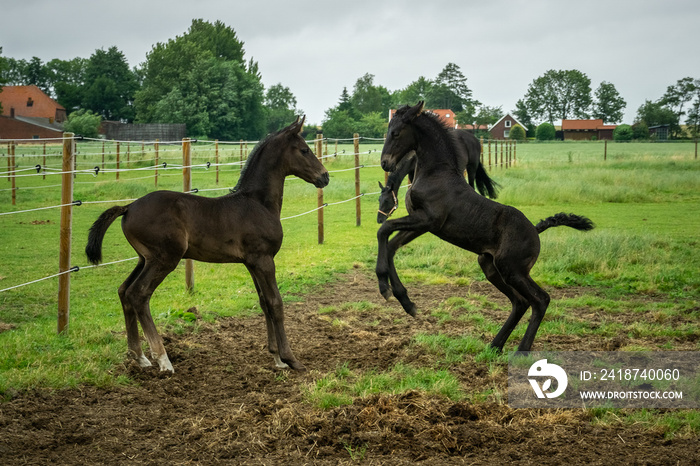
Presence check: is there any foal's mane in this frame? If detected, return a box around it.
[415,110,465,171]
[230,130,278,193]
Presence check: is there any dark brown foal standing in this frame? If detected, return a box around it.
[377,102,594,353]
[86,117,329,372]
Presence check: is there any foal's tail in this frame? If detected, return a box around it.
[85,205,129,265]
[474,163,500,199]
[535,213,595,234]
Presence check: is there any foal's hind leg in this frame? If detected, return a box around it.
[491,255,551,352]
[118,256,151,368]
[478,253,531,351]
[123,257,180,372]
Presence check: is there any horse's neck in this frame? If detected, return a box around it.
[233,151,286,213]
[414,123,459,174]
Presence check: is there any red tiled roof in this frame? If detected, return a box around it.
[389,108,458,128]
[0,85,65,120]
[562,119,605,130]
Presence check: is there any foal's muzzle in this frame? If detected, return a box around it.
[314,171,330,188]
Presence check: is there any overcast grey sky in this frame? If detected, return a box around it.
[2,0,699,125]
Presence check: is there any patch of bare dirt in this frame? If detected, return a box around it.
[1,271,697,465]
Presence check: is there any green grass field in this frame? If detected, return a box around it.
[1,138,699,433]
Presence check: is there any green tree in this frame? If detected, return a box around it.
[660,77,700,138]
[524,69,592,123]
[428,63,479,113]
[631,121,649,140]
[135,19,264,139]
[473,105,503,129]
[48,57,87,113]
[83,47,137,121]
[356,112,387,138]
[350,73,391,115]
[63,109,102,138]
[613,124,633,141]
[321,108,356,138]
[25,56,51,94]
[592,81,626,124]
[536,122,556,141]
[337,87,353,113]
[512,99,535,138]
[509,124,526,141]
[394,76,433,107]
[660,77,698,122]
[264,83,299,133]
[2,57,27,85]
[686,95,700,138]
[151,57,264,140]
[635,100,678,136]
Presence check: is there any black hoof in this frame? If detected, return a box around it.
[404,303,417,317]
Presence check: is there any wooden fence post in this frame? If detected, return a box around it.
[488,140,492,169]
[154,139,159,188]
[604,140,608,161]
[10,141,16,205]
[58,133,75,333]
[116,141,120,180]
[354,133,361,226]
[182,138,194,292]
[215,139,220,185]
[316,135,324,244]
[500,140,504,168]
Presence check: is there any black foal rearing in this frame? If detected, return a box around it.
[376,102,594,352]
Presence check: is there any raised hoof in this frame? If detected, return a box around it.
[404,303,417,317]
[380,287,393,300]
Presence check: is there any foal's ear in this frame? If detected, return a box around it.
[403,101,424,122]
[378,181,384,190]
[287,115,305,135]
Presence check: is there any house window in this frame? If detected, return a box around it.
[27,97,34,107]
[505,120,511,128]
[445,113,451,118]
[504,130,510,138]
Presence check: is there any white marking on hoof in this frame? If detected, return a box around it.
[273,354,290,369]
[136,355,152,368]
[156,354,174,373]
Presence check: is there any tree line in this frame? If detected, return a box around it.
[1,19,698,140]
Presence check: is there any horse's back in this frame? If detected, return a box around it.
[120,190,283,263]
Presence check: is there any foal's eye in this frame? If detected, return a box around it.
[301,148,310,155]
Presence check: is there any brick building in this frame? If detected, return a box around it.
[0,85,65,140]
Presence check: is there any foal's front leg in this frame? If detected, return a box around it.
[246,258,305,371]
